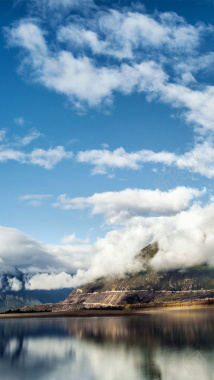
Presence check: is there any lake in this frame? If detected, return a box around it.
[0,307,214,380]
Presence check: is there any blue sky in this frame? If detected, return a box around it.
[0,0,214,290]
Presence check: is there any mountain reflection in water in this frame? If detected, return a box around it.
[0,307,214,380]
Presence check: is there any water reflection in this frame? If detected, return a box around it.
[0,307,213,380]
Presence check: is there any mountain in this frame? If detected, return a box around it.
[0,269,73,312]
[0,289,74,312]
[16,242,214,314]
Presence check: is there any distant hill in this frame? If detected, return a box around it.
[17,243,214,314]
[0,289,74,312]
[0,270,73,312]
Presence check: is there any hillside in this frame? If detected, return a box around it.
[17,242,214,314]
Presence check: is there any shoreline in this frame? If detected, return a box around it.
[0,301,214,319]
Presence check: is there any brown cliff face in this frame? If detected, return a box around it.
[18,243,214,313]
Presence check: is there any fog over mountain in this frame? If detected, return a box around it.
[0,189,214,294]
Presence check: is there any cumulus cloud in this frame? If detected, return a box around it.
[5,6,214,131]
[54,187,205,224]
[77,140,214,179]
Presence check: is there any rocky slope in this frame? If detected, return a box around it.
[17,243,214,313]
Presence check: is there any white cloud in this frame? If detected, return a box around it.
[32,0,96,12]
[149,202,214,271]
[19,194,52,206]
[28,146,73,169]
[26,225,150,289]
[0,127,73,169]
[25,272,75,290]
[175,52,214,76]
[0,226,93,277]
[65,202,214,287]
[77,146,175,174]
[7,277,22,291]
[61,233,89,244]
[101,143,109,149]
[77,147,144,173]
[54,187,205,224]
[77,140,214,178]
[8,21,47,57]
[40,52,124,107]
[57,26,107,55]
[57,9,204,59]
[0,227,56,272]
[19,194,51,200]
[0,148,25,163]
[0,145,73,169]
[159,82,214,133]
[17,130,42,146]
[14,116,25,125]
[6,21,141,106]
[5,8,214,132]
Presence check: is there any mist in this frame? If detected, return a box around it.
[26,200,214,289]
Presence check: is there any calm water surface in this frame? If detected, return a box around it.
[0,307,214,380]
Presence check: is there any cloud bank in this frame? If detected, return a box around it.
[0,186,212,290]
[61,202,214,287]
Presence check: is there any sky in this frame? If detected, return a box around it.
[0,0,214,290]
